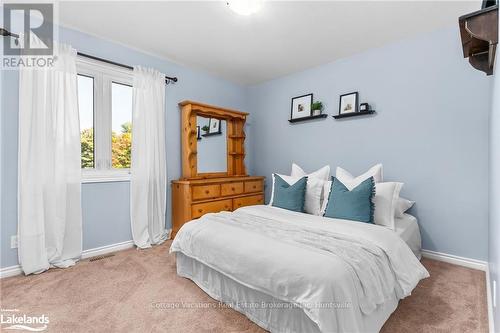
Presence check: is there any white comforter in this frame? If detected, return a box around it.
[170,205,429,332]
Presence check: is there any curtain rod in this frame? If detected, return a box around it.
[0,27,178,84]
[77,52,178,84]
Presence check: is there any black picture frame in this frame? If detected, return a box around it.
[290,93,313,120]
[338,92,359,115]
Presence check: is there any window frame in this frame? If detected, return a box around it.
[77,56,133,183]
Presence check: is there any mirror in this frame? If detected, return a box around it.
[196,116,227,173]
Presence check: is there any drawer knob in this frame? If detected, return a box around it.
[205,190,210,194]
[231,187,235,191]
[253,186,256,189]
[198,209,203,213]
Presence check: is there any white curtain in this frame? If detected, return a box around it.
[18,40,82,275]
[130,66,168,248]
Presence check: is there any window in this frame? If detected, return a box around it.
[77,57,133,182]
[78,75,95,169]
[111,82,132,169]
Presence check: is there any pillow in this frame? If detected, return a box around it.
[373,182,403,230]
[323,177,375,224]
[270,174,323,215]
[336,164,383,189]
[291,163,330,180]
[291,163,331,214]
[395,197,415,218]
[320,180,332,215]
[271,174,308,212]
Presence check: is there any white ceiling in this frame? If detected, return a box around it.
[59,1,481,85]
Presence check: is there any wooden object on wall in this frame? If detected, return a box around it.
[171,176,265,237]
[173,101,265,237]
[179,100,248,179]
[459,5,498,75]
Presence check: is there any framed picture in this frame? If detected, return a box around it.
[208,118,221,134]
[197,126,201,140]
[339,92,358,115]
[290,93,313,120]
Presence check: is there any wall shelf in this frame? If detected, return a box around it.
[288,114,327,123]
[459,5,498,75]
[333,110,376,119]
[201,131,222,137]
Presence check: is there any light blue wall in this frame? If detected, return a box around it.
[197,116,227,173]
[0,26,249,268]
[1,24,493,269]
[489,18,500,330]
[247,26,491,261]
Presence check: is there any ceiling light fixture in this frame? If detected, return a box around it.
[226,0,263,16]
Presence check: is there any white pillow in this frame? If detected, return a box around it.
[374,182,403,230]
[395,197,415,218]
[336,164,383,189]
[291,163,331,212]
[320,180,333,216]
[291,163,330,181]
[269,173,323,215]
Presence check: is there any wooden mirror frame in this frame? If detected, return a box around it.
[179,100,248,179]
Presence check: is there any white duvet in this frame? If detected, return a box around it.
[170,205,429,332]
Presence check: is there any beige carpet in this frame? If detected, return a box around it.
[0,241,488,332]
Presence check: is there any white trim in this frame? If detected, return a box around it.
[0,265,23,279]
[421,249,488,271]
[82,173,131,184]
[0,230,171,279]
[486,265,495,333]
[80,240,135,260]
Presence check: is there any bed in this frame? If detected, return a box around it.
[394,213,422,259]
[170,205,429,333]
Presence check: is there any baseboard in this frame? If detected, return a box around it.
[0,230,171,279]
[0,265,23,279]
[81,240,135,260]
[486,266,495,333]
[421,249,488,271]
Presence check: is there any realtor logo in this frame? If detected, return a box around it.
[3,3,53,55]
[0,309,49,331]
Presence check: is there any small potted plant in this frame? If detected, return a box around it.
[311,101,323,116]
[201,125,210,134]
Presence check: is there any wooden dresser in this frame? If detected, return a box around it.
[172,176,265,236]
[172,101,265,237]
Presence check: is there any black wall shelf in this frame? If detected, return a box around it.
[333,110,376,119]
[288,114,327,123]
[202,131,222,137]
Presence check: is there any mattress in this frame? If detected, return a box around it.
[394,213,422,259]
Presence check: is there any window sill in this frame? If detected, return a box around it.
[82,172,131,184]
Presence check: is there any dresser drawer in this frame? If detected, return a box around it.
[192,199,232,219]
[244,180,263,193]
[233,195,264,210]
[221,182,244,196]
[192,184,220,201]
